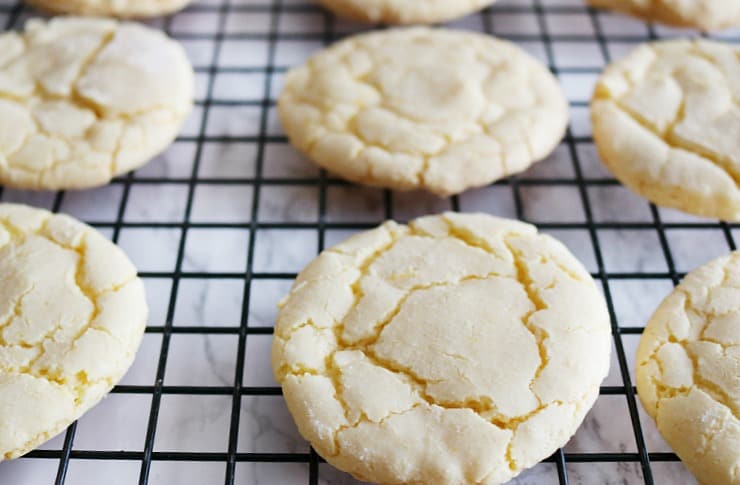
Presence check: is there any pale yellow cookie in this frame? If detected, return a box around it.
[587,0,740,31]
[25,0,191,17]
[0,17,194,190]
[636,251,739,485]
[0,203,148,461]
[272,212,611,485]
[591,39,740,221]
[318,0,496,25]
[278,28,569,197]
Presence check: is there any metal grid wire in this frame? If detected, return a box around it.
[0,0,738,484]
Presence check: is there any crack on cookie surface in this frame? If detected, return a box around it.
[636,251,740,484]
[592,40,740,218]
[274,213,610,484]
[278,28,567,196]
[639,279,740,421]
[0,205,145,460]
[0,18,193,189]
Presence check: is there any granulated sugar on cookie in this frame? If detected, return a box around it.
[591,39,740,221]
[637,251,739,485]
[318,0,497,25]
[273,212,611,485]
[0,17,193,190]
[0,203,148,461]
[278,28,568,197]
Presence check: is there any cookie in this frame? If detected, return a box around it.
[272,212,611,485]
[25,0,191,18]
[591,39,740,221]
[0,203,148,461]
[586,0,740,31]
[0,17,194,190]
[318,0,496,25]
[278,28,568,197]
[636,252,739,485]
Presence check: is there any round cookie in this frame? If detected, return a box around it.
[278,28,568,197]
[591,39,740,221]
[636,252,739,485]
[317,0,496,25]
[0,17,194,190]
[25,0,191,17]
[0,203,148,461]
[586,0,740,32]
[272,212,611,485]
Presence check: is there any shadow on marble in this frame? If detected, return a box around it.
[524,145,576,179]
[66,460,139,485]
[649,462,697,485]
[588,186,653,223]
[0,457,59,485]
[125,185,189,222]
[317,462,558,485]
[665,229,734,273]
[249,279,293,327]
[608,278,675,327]
[0,188,55,210]
[597,230,668,274]
[59,185,124,221]
[135,141,196,179]
[199,142,258,179]
[459,185,517,219]
[541,229,597,273]
[118,228,182,272]
[259,185,319,223]
[576,143,613,179]
[244,335,279,387]
[565,395,636,454]
[120,333,162,386]
[238,395,307,453]
[393,191,452,222]
[73,394,151,451]
[326,186,385,223]
[521,185,586,223]
[263,143,320,179]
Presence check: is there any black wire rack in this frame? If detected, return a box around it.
[0,0,738,484]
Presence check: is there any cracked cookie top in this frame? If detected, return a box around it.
[277,28,568,197]
[272,212,611,485]
[587,0,740,31]
[0,203,148,461]
[0,17,194,190]
[591,39,740,221]
[25,0,192,18]
[317,0,497,25]
[636,251,739,485]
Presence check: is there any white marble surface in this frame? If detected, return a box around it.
[1,0,738,484]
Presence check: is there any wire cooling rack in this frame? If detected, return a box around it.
[0,0,738,484]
